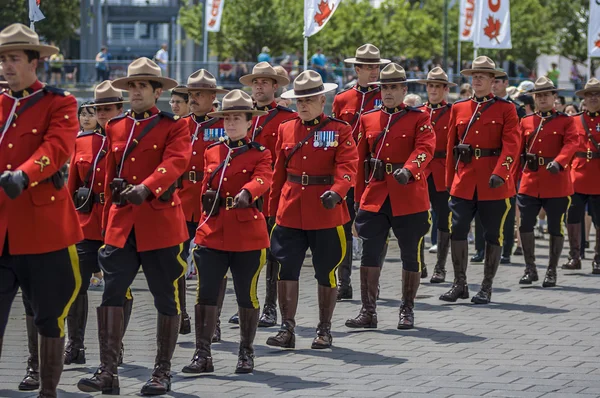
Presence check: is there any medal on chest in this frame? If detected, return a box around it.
[204,127,226,142]
[374,99,382,109]
[313,131,339,148]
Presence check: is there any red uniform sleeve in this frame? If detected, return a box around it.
[445,107,458,189]
[18,95,78,184]
[403,113,436,180]
[492,104,520,182]
[242,149,273,201]
[354,117,369,203]
[102,133,116,231]
[268,124,287,217]
[554,116,579,169]
[66,144,79,195]
[515,119,527,182]
[142,118,192,197]
[331,123,358,198]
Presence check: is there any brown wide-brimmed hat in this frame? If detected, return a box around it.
[239,62,290,86]
[522,76,563,95]
[207,89,268,118]
[280,70,337,99]
[575,78,600,98]
[369,63,409,85]
[0,23,58,58]
[177,69,228,94]
[83,80,127,107]
[344,44,390,65]
[461,56,507,78]
[111,57,178,91]
[414,67,457,87]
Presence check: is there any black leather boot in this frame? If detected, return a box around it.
[213,277,227,342]
[562,223,582,270]
[259,259,279,326]
[543,235,563,288]
[430,230,450,283]
[439,240,470,302]
[398,269,421,329]
[519,232,538,284]
[19,315,39,391]
[118,295,133,365]
[64,294,88,365]
[182,305,217,374]
[266,281,298,349]
[337,240,354,300]
[178,277,191,335]
[472,243,501,304]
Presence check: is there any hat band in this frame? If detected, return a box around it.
[427,77,449,83]
[0,40,38,46]
[355,56,381,63]
[221,105,254,112]
[188,82,218,89]
[380,77,406,83]
[95,97,123,104]
[471,66,496,71]
[294,85,325,96]
[129,73,161,78]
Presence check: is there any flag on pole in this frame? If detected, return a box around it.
[474,0,512,49]
[29,0,45,24]
[459,0,476,42]
[205,0,224,33]
[304,0,338,37]
[588,0,600,57]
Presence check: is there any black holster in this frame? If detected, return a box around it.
[365,157,385,181]
[73,187,92,213]
[202,189,220,216]
[453,144,473,164]
[110,178,128,206]
[522,153,539,171]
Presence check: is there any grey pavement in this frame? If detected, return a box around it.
[2,233,600,397]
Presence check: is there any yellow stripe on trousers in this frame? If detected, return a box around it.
[173,243,188,315]
[58,245,82,338]
[250,249,267,309]
[560,196,572,236]
[417,211,433,273]
[328,226,347,288]
[498,198,512,246]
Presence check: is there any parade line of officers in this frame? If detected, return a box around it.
[1,22,600,397]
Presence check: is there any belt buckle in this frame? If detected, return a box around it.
[538,157,545,166]
[385,163,393,174]
[474,148,481,159]
[99,192,105,205]
[301,174,309,186]
[225,196,234,210]
[188,170,196,183]
[587,149,593,160]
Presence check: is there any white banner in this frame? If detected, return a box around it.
[459,0,476,42]
[304,0,338,37]
[29,0,45,23]
[474,0,512,49]
[205,0,224,33]
[589,0,600,57]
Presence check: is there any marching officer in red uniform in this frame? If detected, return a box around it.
[266,70,358,350]
[228,62,297,328]
[516,77,579,287]
[442,56,520,304]
[181,90,272,375]
[77,58,191,396]
[415,67,456,284]
[331,44,389,300]
[563,78,600,273]
[346,63,435,330]
[65,81,127,367]
[0,24,83,397]
[176,69,228,338]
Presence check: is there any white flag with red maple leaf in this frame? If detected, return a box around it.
[474,0,512,49]
[459,0,476,42]
[304,0,338,37]
[588,0,600,57]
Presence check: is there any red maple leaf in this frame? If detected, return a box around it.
[314,0,335,27]
[483,15,501,44]
[596,37,600,48]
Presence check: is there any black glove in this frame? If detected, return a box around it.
[354,202,360,213]
[233,189,251,209]
[320,190,342,210]
[121,184,151,205]
[393,168,412,185]
[488,174,505,189]
[546,161,561,174]
[0,170,29,199]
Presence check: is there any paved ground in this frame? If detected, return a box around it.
[2,234,600,398]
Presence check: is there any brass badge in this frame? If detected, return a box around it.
[411,153,427,168]
[34,155,50,172]
[344,174,351,181]
[256,177,264,185]
[502,156,513,170]
[157,167,167,174]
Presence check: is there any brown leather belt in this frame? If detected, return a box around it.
[287,173,334,186]
[575,151,600,160]
[434,151,447,159]
[218,196,259,209]
[383,162,405,174]
[93,192,105,205]
[181,170,204,183]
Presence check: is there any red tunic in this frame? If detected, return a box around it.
[269,114,358,230]
[445,95,521,201]
[67,128,109,241]
[0,81,83,255]
[332,85,382,142]
[102,107,191,251]
[571,111,600,195]
[195,139,272,251]
[418,101,452,192]
[355,106,435,216]
[179,113,224,223]
[518,111,579,198]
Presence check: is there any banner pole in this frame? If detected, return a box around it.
[304,36,308,73]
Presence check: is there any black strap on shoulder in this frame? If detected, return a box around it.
[349,89,380,129]
[253,108,280,138]
[525,113,559,152]
[431,105,450,126]
[192,116,220,142]
[370,110,408,153]
[284,118,332,168]
[459,99,496,144]
[83,143,108,187]
[207,144,251,187]
[0,90,46,135]
[580,114,600,152]
[117,115,162,174]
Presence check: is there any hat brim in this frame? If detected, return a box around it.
[111,76,179,91]
[575,87,600,98]
[522,87,564,96]
[280,83,338,99]
[368,79,418,86]
[461,68,507,78]
[207,109,268,118]
[83,100,128,107]
[176,86,229,94]
[344,57,391,65]
[239,73,290,87]
[0,43,59,58]
[414,79,457,87]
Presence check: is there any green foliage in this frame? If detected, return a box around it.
[178,3,204,45]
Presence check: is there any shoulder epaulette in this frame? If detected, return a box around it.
[363,108,381,115]
[207,141,225,149]
[43,85,70,96]
[522,113,535,119]
[556,111,570,118]
[406,106,424,113]
[159,111,180,121]
[249,141,266,151]
[573,111,584,116]
[495,96,511,103]
[453,97,470,104]
[280,116,299,124]
[328,116,350,125]
[446,103,453,108]
[276,105,295,113]
[107,113,127,124]
[77,130,95,138]
[334,87,352,96]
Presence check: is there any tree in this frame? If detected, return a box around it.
[0,0,80,44]
[541,0,589,62]
[178,3,204,45]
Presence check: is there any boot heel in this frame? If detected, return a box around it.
[102,385,120,395]
[460,286,469,299]
[286,334,295,348]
